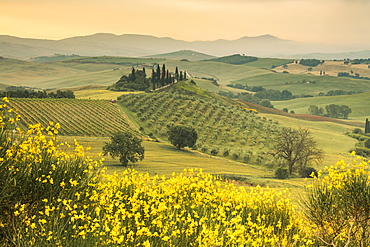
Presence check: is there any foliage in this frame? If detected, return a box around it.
[237,92,274,108]
[325,104,352,119]
[0,97,101,246]
[275,167,289,179]
[207,54,258,65]
[109,68,150,91]
[167,125,198,149]
[299,167,318,178]
[109,65,188,92]
[303,157,370,246]
[0,100,315,245]
[120,89,282,166]
[299,59,323,67]
[274,127,324,174]
[0,89,75,99]
[324,90,362,96]
[102,131,145,166]
[308,104,352,119]
[8,98,138,136]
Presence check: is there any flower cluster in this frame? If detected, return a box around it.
[1,97,315,246]
[303,154,370,246]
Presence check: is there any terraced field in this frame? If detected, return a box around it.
[9,98,138,136]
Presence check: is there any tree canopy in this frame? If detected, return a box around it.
[167,125,198,149]
[102,132,145,166]
[274,127,324,174]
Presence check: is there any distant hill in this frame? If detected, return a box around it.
[291,50,370,60]
[206,54,258,65]
[142,50,215,61]
[2,33,368,60]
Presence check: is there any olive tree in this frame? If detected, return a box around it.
[167,125,198,149]
[103,132,145,166]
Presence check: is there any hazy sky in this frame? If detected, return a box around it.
[1,0,370,46]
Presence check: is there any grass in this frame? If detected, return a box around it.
[58,135,308,191]
[272,92,370,122]
[243,58,294,69]
[8,98,138,136]
[233,72,370,95]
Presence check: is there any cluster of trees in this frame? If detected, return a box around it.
[226,84,294,101]
[337,72,370,80]
[109,65,187,91]
[348,124,370,157]
[0,89,75,99]
[308,104,352,119]
[208,54,258,65]
[103,125,198,167]
[343,58,370,65]
[299,59,324,67]
[218,91,274,108]
[319,89,362,96]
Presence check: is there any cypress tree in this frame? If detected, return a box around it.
[179,71,183,81]
[184,71,187,80]
[156,64,161,88]
[151,69,156,90]
[175,67,179,81]
[161,64,166,86]
[365,118,370,134]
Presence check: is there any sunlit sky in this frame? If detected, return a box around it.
[1,0,370,46]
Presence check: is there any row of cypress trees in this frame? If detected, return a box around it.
[110,64,187,91]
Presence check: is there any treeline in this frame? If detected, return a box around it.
[109,65,187,91]
[343,58,370,65]
[218,91,274,108]
[308,104,352,119]
[0,88,75,99]
[207,54,258,65]
[227,84,293,101]
[337,72,370,80]
[299,59,324,67]
[320,90,362,96]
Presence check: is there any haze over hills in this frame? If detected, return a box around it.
[1,33,369,60]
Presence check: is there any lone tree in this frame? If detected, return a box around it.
[167,125,198,149]
[274,127,324,174]
[103,132,145,166]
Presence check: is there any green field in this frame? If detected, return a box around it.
[9,98,139,136]
[2,55,369,187]
[272,92,370,122]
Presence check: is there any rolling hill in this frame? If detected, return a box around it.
[2,33,367,60]
[8,98,139,137]
[142,50,215,61]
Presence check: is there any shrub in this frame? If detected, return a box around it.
[0,97,101,246]
[364,138,370,148]
[299,167,318,178]
[303,156,370,246]
[275,167,289,179]
[210,148,219,156]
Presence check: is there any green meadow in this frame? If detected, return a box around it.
[1,54,369,197]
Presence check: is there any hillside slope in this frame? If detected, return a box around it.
[9,98,139,136]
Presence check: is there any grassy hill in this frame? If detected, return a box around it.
[8,98,139,136]
[272,92,370,122]
[142,50,215,61]
[119,81,282,166]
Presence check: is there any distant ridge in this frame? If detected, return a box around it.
[1,33,369,60]
[142,50,216,61]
